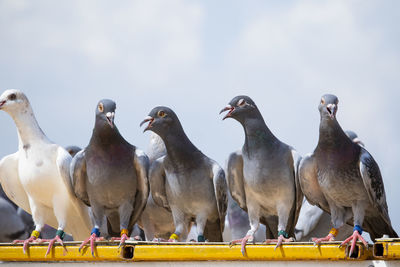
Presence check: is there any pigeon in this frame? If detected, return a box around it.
[71,99,149,255]
[140,106,227,242]
[0,197,29,242]
[220,95,302,255]
[299,94,398,256]
[0,89,91,255]
[295,130,364,242]
[137,133,176,241]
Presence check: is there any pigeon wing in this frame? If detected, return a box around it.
[212,162,228,233]
[128,149,150,229]
[149,156,170,211]
[226,150,247,211]
[70,149,90,206]
[0,153,31,214]
[299,153,329,213]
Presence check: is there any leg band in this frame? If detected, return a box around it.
[91,228,100,237]
[198,235,205,242]
[55,230,65,240]
[278,230,289,238]
[121,229,129,237]
[329,228,339,237]
[169,233,179,240]
[354,225,363,234]
[31,230,40,238]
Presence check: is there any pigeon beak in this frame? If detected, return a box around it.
[106,112,115,128]
[0,100,6,109]
[219,105,235,120]
[140,116,154,132]
[326,104,336,119]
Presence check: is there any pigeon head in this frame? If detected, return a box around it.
[0,89,30,114]
[318,94,339,120]
[95,99,116,128]
[140,106,180,136]
[219,95,257,123]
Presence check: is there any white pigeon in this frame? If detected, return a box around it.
[0,89,91,255]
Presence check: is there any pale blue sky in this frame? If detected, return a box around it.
[0,0,399,232]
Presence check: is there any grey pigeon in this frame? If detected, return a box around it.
[295,130,365,242]
[220,95,302,255]
[137,133,176,241]
[0,198,28,242]
[71,99,149,254]
[299,94,397,256]
[140,107,227,242]
[0,89,91,256]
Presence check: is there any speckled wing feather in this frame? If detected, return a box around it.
[226,150,247,212]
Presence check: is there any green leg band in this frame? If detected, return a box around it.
[55,230,65,240]
[278,230,289,238]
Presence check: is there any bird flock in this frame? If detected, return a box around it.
[0,89,397,258]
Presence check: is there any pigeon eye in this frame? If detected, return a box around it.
[98,103,104,112]
[238,99,246,107]
[8,93,16,101]
[158,110,166,117]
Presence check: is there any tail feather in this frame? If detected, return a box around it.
[364,216,398,241]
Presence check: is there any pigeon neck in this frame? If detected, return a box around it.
[162,128,199,161]
[8,105,49,149]
[91,121,126,146]
[317,117,354,151]
[242,114,278,150]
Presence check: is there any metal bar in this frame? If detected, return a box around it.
[0,241,374,262]
[374,238,400,259]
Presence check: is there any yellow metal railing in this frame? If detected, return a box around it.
[0,241,382,262]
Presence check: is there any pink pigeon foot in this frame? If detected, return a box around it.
[13,235,38,254]
[264,235,295,250]
[111,233,129,248]
[340,230,368,256]
[41,235,67,256]
[312,233,335,244]
[79,233,104,257]
[230,234,254,256]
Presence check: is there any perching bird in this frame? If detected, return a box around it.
[137,133,176,241]
[0,197,29,242]
[0,89,91,255]
[295,130,364,242]
[220,95,302,255]
[140,107,227,242]
[71,99,149,255]
[299,94,397,256]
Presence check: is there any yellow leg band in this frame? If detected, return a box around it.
[31,230,40,238]
[120,229,129,237]
[169,233,179,240]
[329,228,339,237]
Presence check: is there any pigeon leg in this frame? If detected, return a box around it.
[13,229,41,254]
[79,228,104,257]
[265,205,294,249]
[340,225,368,256]
[195,214,207,242]
[230,209,259,256]
[312,228,338,244]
